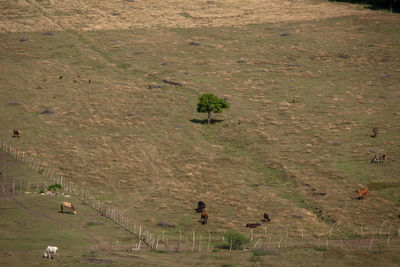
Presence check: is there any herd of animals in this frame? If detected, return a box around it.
[8,126,397,259]
[195,200,270,229]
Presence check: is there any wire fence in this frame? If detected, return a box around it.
[1,137,400,253]
[0,138,155,249]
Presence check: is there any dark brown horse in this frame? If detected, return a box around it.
[12,128,20,138]
[371,127,378,138]
[195,201,206,213]
[246,223,261,228]
[261,213,270,222]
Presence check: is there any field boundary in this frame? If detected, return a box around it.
[0,137,155,250]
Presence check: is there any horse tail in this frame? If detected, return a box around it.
[60,204,63,211]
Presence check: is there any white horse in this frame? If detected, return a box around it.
[43,246,59,259]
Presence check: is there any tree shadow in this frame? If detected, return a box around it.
[190,119,224,125]
[329,0,399,12]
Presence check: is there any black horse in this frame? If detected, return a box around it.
[195,201,205,213]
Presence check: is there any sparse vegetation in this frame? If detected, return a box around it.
[223,230,250,250]
[47,183,62,192]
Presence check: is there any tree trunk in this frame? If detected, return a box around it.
[207,112,211,125]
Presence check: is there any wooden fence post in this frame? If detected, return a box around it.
[199,234,201,252]
[192,229,195,252]
[208,231,211,251]
[178,230,182,252]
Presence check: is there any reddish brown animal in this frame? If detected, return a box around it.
[371,127,378,138]
[246,223,261,228]
[356,188,368,199]
[200,211,208,224]
[370,154,386,164]
[61,201,77,214]
[12,128,20,138]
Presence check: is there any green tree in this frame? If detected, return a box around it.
[197,94,230,125]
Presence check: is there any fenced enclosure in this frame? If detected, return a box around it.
[1,137,400,253]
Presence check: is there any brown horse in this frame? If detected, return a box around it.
[371,127,378,138]
[356,188,368,199]
[370,153,386,164]
[200,211,208,224]
[12,128,20,138]
[246,223,261,228]
[61,202,77,214]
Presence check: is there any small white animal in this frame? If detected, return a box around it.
[43,246,59,259]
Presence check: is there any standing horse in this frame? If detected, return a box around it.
[60,202,77,214]
[12,128,20,138]
[371,127,378,138]
[200,211,208,224]
[195,201,206,213]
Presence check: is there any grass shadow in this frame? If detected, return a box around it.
[190,119,224,125]
[329,0,400,12]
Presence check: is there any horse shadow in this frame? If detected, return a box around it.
[58,210,75,214]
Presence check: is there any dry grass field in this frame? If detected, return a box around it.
[1,0,400,265]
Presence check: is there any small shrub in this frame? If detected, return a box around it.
[224,230,250,250]
[39,190,44,194]
[314,246,328,251]
[47,183,62,191]
[38,169,44,174]
[152,249,167,253]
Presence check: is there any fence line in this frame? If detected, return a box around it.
[1,138,399,253]
[0,138,154,249]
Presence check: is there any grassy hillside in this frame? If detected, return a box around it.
[1,153,400,266]
[1,0,400,265]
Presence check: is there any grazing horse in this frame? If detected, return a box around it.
[246,223,261,228]
[200,211,208,225]
[261,213,270,222]
[12,128,20,138]
[356,188,368,199]
[371,127,378,138]
[195,201,206,213]
[43,246,59,259]
[60,202,77,214]
[370,154,387,164]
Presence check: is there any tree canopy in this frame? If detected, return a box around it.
[197,93,230,125]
